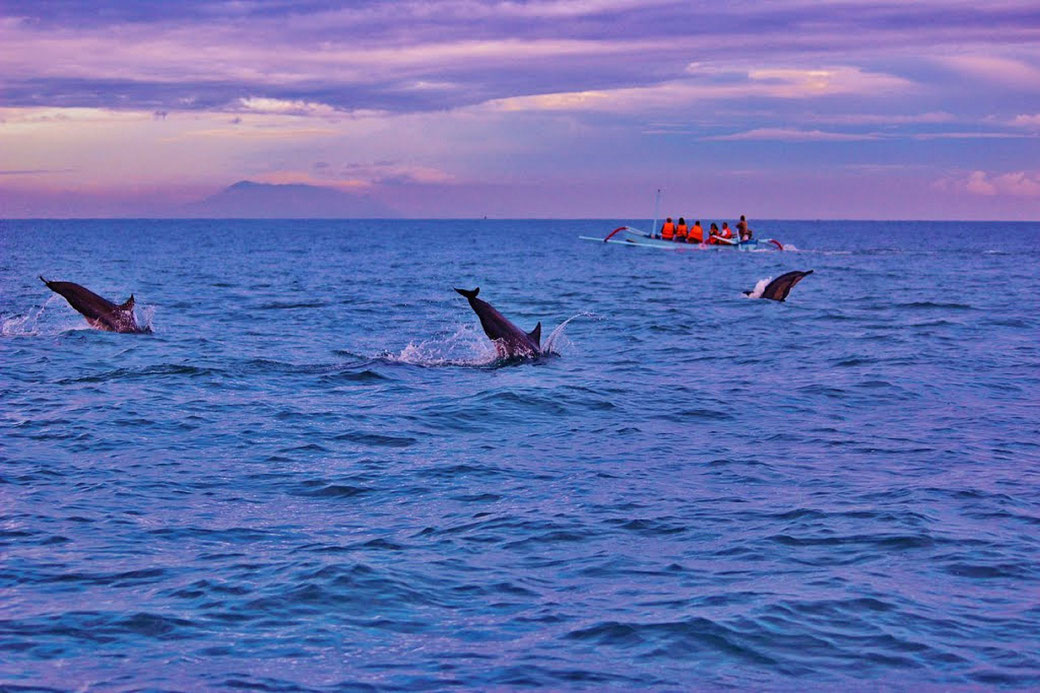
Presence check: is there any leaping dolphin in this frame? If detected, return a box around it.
[39,276,151,333]
[454,287,541,358]
[744,270,814,302]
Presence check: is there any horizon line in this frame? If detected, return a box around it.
[3,216,1039,223]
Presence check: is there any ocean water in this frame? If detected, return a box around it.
[1,218,1038,690]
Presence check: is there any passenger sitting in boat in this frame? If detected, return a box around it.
[660,217,675,240]
[737,215,752,241]
[689,220,704,243]
[720,222,734,240]
[707,222,720,244]
[675,217,688,241]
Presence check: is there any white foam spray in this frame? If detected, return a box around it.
[1,295,156,336]
[387,324,499,367]
[542,311,595,355]
[382,312,594,366]
[136,305,156,333]
[1,295,60,336]
[745,277,772,299]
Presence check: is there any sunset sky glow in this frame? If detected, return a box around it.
[2,0,1039,218]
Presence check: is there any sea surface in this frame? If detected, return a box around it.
[1,219,1038,690]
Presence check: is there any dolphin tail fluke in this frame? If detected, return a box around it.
[119,295,135,311]
[528,322,541,347]
[39,275,51,286]
[454,287,479,299]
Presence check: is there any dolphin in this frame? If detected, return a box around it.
[744,270,814,302]
[454,287,541,358]
[39,276,151,333]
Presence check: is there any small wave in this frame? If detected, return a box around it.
[833,357,878,367]
[943,562,1027,579]
[116,611,197,639]
[896,301,975,310]
[293,483,373,498]
[333,430,417,447]
[565,617,776,664]
[321,368,391,383]
[677,408,734,420]
[56,363,219,384]
[238,358,343,377]
[256,301,327,310]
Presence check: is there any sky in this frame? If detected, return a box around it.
[1,0,1039,219]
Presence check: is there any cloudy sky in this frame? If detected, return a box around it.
[2,0,1039,218]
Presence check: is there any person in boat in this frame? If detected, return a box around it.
[688,220,704,244]
[707,222,720,244]
[675,217,688,242]
[737,215,752,241]
[719,222,734,241]
[660,217,675,240]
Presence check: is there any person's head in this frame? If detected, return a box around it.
[740,215,746,221]
[678,217,685,224]
[711,222,718,230]
[695,220,700,226]
[666,217,672,222]
[722,222,729,228]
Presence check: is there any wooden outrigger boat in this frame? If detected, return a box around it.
[578,189,784,251]
[580,225,784,251]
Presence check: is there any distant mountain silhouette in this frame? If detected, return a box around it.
[183,180,396,218]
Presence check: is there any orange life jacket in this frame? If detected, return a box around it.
[661,221,675,240]
[676,223,688,238]
[690,224,703,243]
[720,226,733,239]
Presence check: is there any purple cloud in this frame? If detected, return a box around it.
[2,0,1039,218]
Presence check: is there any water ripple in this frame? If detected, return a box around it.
[1,219,1038,690]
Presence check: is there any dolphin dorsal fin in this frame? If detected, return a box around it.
[454,287,479,299]
[528,322,541,346]
[119,295,135,311]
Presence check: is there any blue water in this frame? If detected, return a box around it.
[2,219,1039,690]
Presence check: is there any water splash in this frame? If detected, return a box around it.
[2,295,155,336]
[136,304,156,333]
[382,313,591,367]
[744,278,772,299]
[543,311,594,355]
[1,295,60,336]
[385,324,499,367]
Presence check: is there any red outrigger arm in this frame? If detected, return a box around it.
[769,238,784,251]
[603,226,629,242]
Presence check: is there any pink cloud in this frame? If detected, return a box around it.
[938,54,1040,90]
[1011,113,1040,127]
[952,170,1040,197]
[705,128,879,142]
[808,112,954,125]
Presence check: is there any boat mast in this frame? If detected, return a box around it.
[651,188,661,238]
